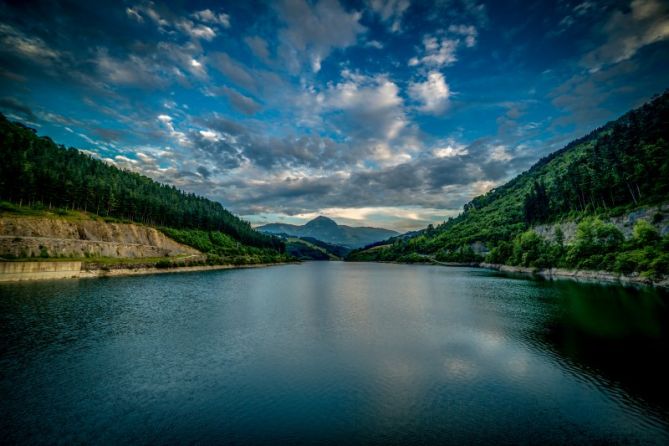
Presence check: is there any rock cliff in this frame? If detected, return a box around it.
[0,217,200,258]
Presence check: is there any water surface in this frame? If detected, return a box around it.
[1,263,668,444]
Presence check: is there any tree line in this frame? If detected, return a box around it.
[0,114,284,252]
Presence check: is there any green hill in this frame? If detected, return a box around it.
[348,91,669,279]
[0,114,287,264]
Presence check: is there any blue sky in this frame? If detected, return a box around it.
[1,0,668,231]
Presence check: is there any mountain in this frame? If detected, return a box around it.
[0,114,288,265]
[257,216,398,248]
[348,91,669,280]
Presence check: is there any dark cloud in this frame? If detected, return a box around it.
[211,86,262,115]
[0,96,36,121]
[274,0,366,72]
[210,52,256,91]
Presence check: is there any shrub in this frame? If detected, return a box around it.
[632,219,660,246]
[155,260,172,269]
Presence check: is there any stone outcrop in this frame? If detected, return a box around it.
[532,204,669,244]
[0,217,200,259]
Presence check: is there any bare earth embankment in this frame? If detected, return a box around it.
[0,215,288,282]
[0,216,199,258]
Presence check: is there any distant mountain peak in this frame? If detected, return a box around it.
[257,216,398,248]
[305,216,337,227]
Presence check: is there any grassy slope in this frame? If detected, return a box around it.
[285,237,340,260]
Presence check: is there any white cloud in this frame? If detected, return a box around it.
[369,0,410,33]
[409,71,450,113]
[365,40,384,49]
[410,35,458,67]
[326,73,407,142]
[409,24,479,68]
[583,0,669,71]
[125,4,228,40]
[175,19,217,41]
[157,114,189,146]
[191,9,231,28]
[199,129,220,141]
[433,140,468,158]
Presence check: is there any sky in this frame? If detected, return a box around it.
[1,0,668,232]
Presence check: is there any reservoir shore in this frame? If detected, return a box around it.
[0,260,290,282]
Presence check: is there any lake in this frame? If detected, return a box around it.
[1,262,668,444]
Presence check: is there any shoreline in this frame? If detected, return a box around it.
[479,262,669,289]
[0,261,296,283]
[2,258,666,289]
[351,259,668,289]
[80,262,293,279]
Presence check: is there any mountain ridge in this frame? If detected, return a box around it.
[257,216,398,249]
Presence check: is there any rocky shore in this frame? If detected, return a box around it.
[480,262,669,289]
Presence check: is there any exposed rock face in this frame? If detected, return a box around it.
[0,217,200,258]
[532,204,669,244]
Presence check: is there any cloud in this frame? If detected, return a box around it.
[175,19,217,41]
[433,139,468,158]
[126,3,229,41]
[244,36,271,63]
[0,97,37,121]
[548,57,657,133]
[126,7,144,23]
[369,0,410,33]
[191,9,231,28]
[409,35,458,67]
[553,1,596,34]
[408,23,479,68]
[126,2,169,28]
[157,114,189,146]
[213,86,262,115]
[207,134,531,227]
[209,52,255,91]
[448,24,477,47]
[95,48,167,89]
[409,71,451,114]
[583,0,669,72]
[319,72,410,164]
[195,113,361,171]
[0,23,62,65]
[275,0,366,72]
[365,40,384,49]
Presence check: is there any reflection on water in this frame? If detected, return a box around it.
[0,263,668,444]
[525,279,669,418]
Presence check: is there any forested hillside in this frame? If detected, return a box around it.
[348,91,669,279]
[0,114,283,253]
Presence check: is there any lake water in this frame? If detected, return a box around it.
[1,262,668,444]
